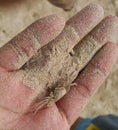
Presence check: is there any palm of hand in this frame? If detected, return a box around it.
[0,4,118,130]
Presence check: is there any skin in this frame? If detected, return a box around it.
[0,4,117,130]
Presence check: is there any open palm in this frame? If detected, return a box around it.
[0,4,117,130]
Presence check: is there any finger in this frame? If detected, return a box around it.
[0,14,65,71]
[57,15,118,116]
[53,15,118,103]
[58,3,104,51]
[57,42,118,125]
[72,15,118,73]
[56,16,118,124]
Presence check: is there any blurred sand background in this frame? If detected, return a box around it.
[0,0,118,118]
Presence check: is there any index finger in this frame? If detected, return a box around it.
[0,14,65,71]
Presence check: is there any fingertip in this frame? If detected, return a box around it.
[51,14,65,26]
[106,15,118,23]
[66,3,104,39]
[45,14,65,34]
[87,3,104,18]
[104,15,118,31]
[32,14,65,40]
[90,15,118,44]
[106,42,118,53]
[91,42,118,76]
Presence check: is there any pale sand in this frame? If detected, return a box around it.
[0,0,118,117]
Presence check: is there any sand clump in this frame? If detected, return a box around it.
[21,24,103,109]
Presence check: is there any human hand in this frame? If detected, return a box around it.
[0,4,117,130]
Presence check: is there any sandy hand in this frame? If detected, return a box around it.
[17,4,104,109]
[0,4,118,130]
[21,4,118,110]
